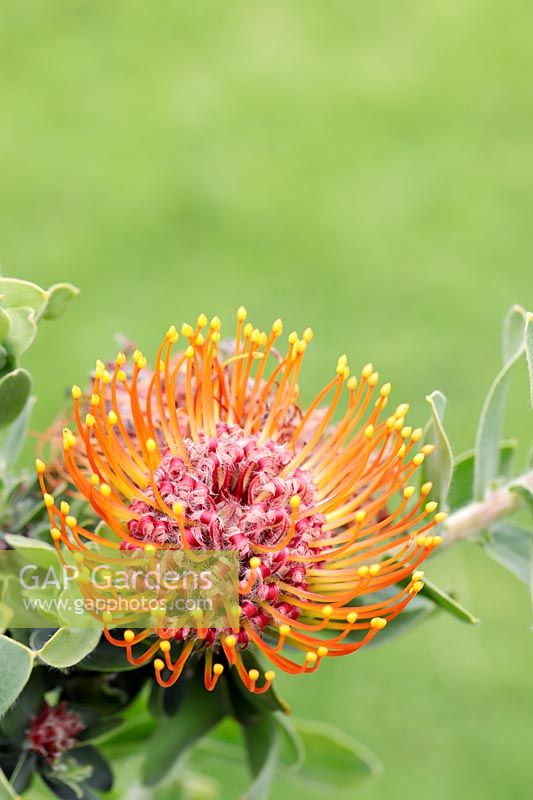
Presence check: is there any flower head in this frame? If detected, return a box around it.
[27,702,85,763]
[37,309,446,693]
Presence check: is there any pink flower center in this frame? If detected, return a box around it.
[126,422,325,642]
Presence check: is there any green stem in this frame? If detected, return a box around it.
[443,470,533,545]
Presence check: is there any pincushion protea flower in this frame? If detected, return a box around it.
[37,308,446,694]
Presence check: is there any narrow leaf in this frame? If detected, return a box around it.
[526,313,533,408]
[485,522,533,584]
[419,577,479,624]
[424,390,454,507]
[474,305,527,500]
[141,671,227,786]
[0,397,35,472]
[243,713,279,800]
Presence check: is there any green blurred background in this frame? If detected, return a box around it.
[1,2,532,798]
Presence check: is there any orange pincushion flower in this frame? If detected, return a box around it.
[37,309,446,694]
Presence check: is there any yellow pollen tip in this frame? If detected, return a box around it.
[117,370,127,382]
[196,313,207,328]
[102,370,111,384]
[213,663,224,676]
[185,345,194,359]
[413,453,425,466]
[368,371,379,387]
[422,444,435,455]
[413,570,425,581]
[65,516,77,529]
[244,322,254,338]
[395,403,409,417]
[431,535,444,546]
[371,617,387,630]
[237,306,248,322]
[265,670,275,681]
[305,652,318,664]
[90,474,100,486]
[317,646,328,658]
[159,640,171,653]
[394,418,405,431]
[35,459,46,474]
[380,382,392,397]
[210,316,221,331]
[146,438,157,454]
[295,339,307,354]
[181,322,194,338]
[358,565,369,577]
[364,424,375,439]
[153,659,165,671]
[279,624,291,636]
[421,482,433,496]
[386,416,396,430]
[347,376,357,391]
[346,611,358,624]
[91,394,100,407]
[416,535,428,547]
[71,385,82,400]
[271,318,283,336]
[413,580,425,593]
[60,501,70,515]
[196,333,205,346]
[289,495,301,510]
[322,605,333,618]
[101,484,111,497]
[355,509,366,523]
[108,410,118,425]
[397,444,407,458]
[303,327,314,342]
[43,494,54,508]
[248,669,259,681]
[369,563,381,576]
[50,528,61,541]
[361,363,373,378]
[116,352,126,365]
[124,630,135,643]
[411,428,423,442]
[249,557,261,569]
[172,502,185,516]
[401,426,412,439]
[425,501,438,513]
[225,635,237,648]
[166,325,179,342]
[404,486,415,499]
[434,512,448,524]
[85,413,95,427]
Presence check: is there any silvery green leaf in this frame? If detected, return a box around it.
[0,397,35,472]
[0,277,48,319]
[0,307,10,342]
[474,305,527,500]
[36,628,102,668]
[43,283,79,320]
[0,368,32,429]
[3,307,37,356]
[0,634,35,717]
